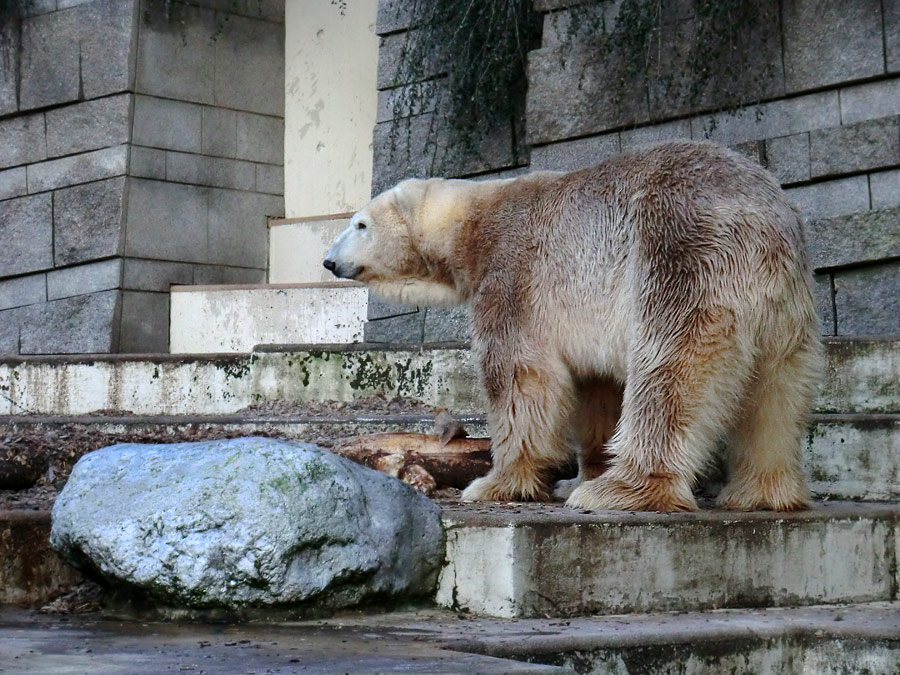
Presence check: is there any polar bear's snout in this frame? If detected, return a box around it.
[323,224,364,280]
[322,256,361,280]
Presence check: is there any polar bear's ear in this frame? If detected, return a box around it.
[391,180,428,223]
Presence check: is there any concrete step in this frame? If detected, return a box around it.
[437,502,900,618]
[168,282,367,353]
[267,214,351,284]
[0,412,898,500]
[2,339,895,417]
[4,498,898,622]
[2,602,899,675]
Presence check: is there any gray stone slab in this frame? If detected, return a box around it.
[530,134,621,172]
[0,23,18,116]
[133,95,203,153]
[527,45,649,145]
[372,117,433,194]
[18,9,80,110]
[17,0,134,108]
[118,290,169,353]
[255,164,283,195]
[191,264,265,285]
[764,133,810,185]
[810,117,900,178]
[47,259,122,301]
[365,312,425,343]
[540,2,609,50]
[124,178,208,263]
[20,0,58,16]
[129,146,166,180]
[0,193,53,276]
[620,120,691,151]
[45,94,133,158]
[870,168,900,209]
[19,289,120,354]
[834,263,900,336]
[201,107,237,158]
[693,91,841,145]
[783,0,884,93]
[0,168,27,201]
[840,78,900,125]
[0,273,46,311]
[807,207,900,270]
[0,307,21,354]
[27,145,128,194]
[646,2,784,119]
[165,152,256,191]
[136,1,216,104]
[785,176,870,220]
[887,0,900,72]
[372,114,515,194]
[53,177,126,266]
[122,258,193,291]
[424,307,470,342]
[207,189,282,268]
[0,113,47,170]
[79,0,137,100]
[377,27,449,90]
[376,0,415,35]
[191,0,284,23]
[728,140,765,165]
[814,274,835,336]
[214,13,284,116]
[377,79,443,123]
[235,112,284,165]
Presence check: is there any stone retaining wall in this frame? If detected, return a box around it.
[0,0,284,354]
[371,0,900,342]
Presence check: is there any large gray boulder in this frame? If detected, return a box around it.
[50,437,445,610]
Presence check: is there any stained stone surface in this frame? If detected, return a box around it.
[50,437,444,610]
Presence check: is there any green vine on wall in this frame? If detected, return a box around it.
[387,0,541,177]
[389,0,772,177]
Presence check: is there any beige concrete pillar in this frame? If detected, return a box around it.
[284,0,379,218]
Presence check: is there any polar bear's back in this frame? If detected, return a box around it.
[485,140,817,376]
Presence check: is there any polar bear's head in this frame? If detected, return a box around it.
[323,178,466,307]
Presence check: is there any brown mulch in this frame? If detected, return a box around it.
[0,399,477,512]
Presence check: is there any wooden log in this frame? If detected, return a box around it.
[332,433,492,494]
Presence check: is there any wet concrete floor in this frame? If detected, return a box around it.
[0,608,560,675]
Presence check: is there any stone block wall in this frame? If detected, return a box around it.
[0,0,284,354]
[370,0,900,342]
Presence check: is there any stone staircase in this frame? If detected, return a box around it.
[1,215,899,673]
[169,214,367,353]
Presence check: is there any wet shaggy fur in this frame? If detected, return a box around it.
[324,141,822,512]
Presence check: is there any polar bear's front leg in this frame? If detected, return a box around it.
[461,358,576,503]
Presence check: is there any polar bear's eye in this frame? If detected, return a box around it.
[355,221,367,230]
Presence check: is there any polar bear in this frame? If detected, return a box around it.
[324,141,822,512]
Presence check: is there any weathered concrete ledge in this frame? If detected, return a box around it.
[0,339,895,417]
[436,502,900,618]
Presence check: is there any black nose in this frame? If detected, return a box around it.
[323,259,336,271]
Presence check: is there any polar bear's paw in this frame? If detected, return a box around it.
[552,476,582,502]
[461,472,550,503]
[716,475,809,512]
[566,473,697,512]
